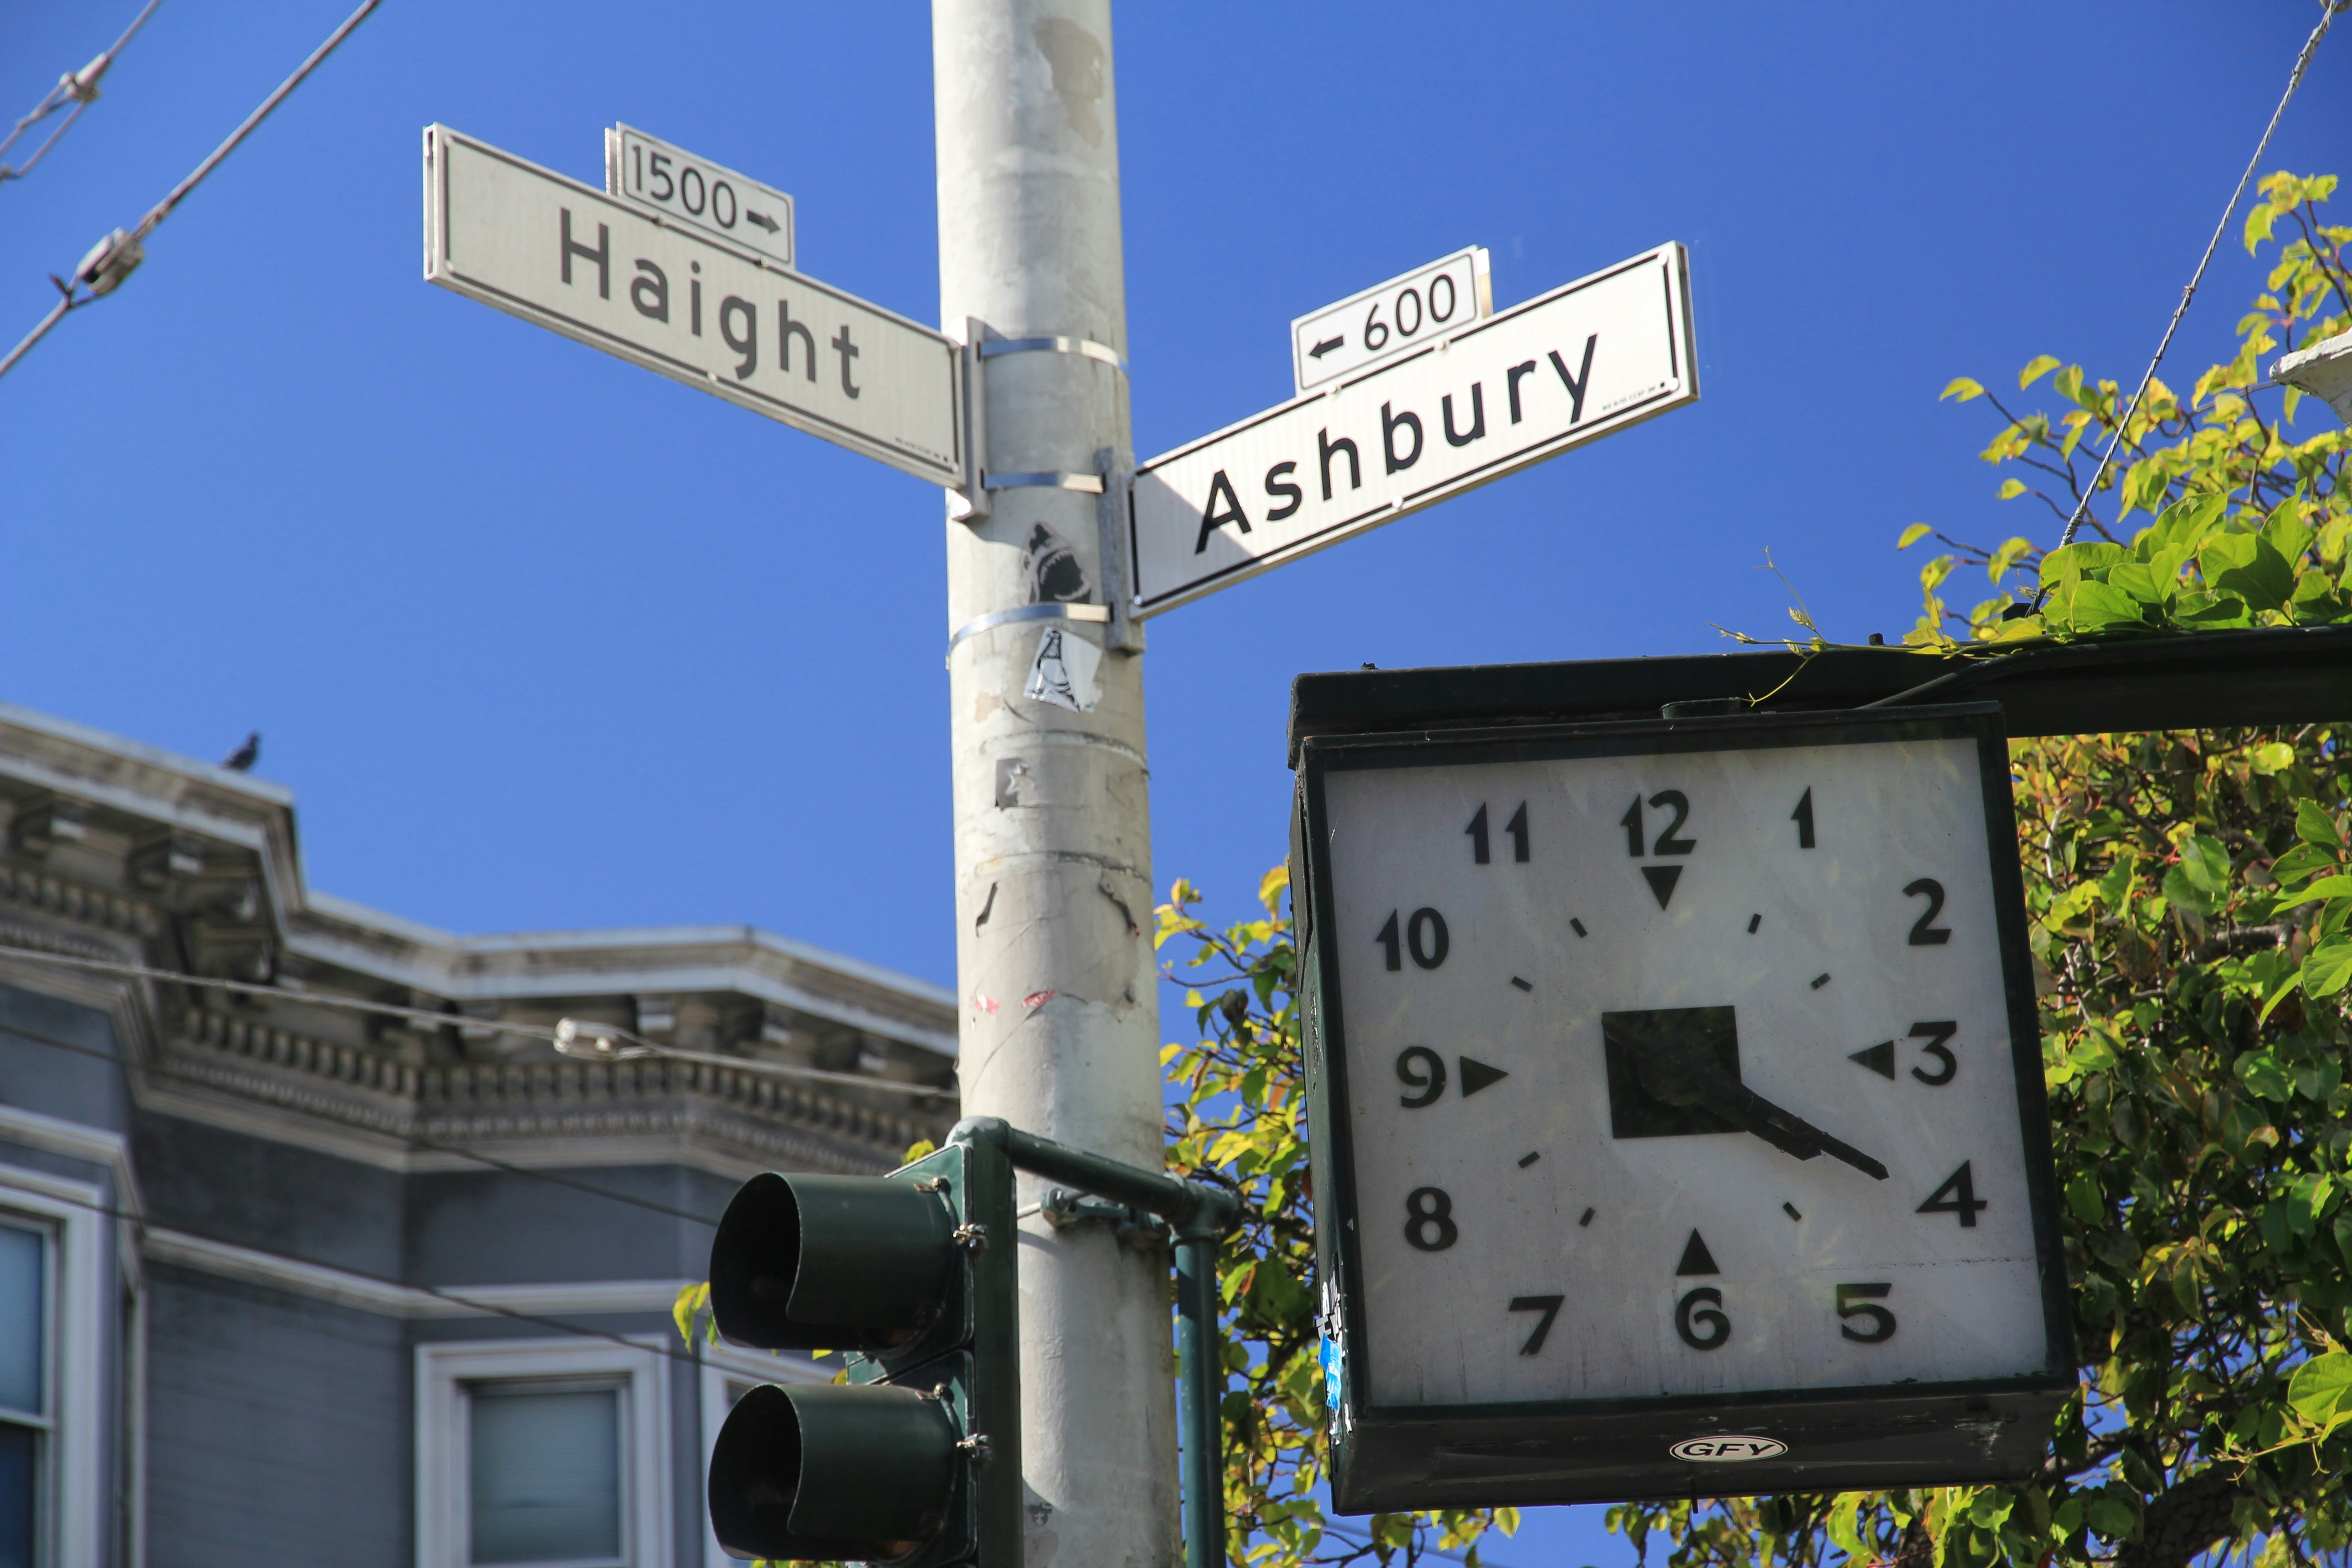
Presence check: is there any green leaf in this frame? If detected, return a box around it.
[2085,1494,2136,1541]
[673,1281,708,1346]
[2042,541,2127,586]
[2301,937,2352,999]
[2265,504,2316,565]
[2244,202,2281,255]
[2234,1051,2294,1102]
[1997,478,2028,500]
[2286,1351,2352,1439]
[2172,591,2252,627]
[2151,492,2230,553]
[1897,522,1933,550]
[2018,355,2063,391]
[2176,833,2232,895]
[2162,862,2212,917]
[2056,580,2151,632]
[2297,800,2346,850]
[2105,561,2170,607]
[2275,873,2352,909]
[2271,841,2340,887]
[2198,533,2297,612]
[1940,377,1986,402]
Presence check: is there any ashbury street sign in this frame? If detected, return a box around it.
[423,125,963,489]
[1127,243,1697,617]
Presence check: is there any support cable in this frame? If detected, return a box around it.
[2035,0,2344,596]
[0,0,167,186]
[0,0,382,382]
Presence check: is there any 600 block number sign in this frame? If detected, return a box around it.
[1294,702,2073,1510]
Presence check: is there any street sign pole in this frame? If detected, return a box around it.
[933,4,1180,1567]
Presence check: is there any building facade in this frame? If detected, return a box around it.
[0,701,960,1568]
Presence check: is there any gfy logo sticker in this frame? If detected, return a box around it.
[1670,1435,1787,1462]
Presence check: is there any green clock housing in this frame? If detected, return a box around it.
[1293,701,2073,1510]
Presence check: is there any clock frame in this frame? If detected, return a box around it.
[1294,702,2074,1510]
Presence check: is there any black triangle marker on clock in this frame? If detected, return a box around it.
[1459,1057,1509,1097]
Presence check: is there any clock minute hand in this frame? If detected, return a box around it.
[1628,1039,1890,1181]
[1700,1079,1890,1182]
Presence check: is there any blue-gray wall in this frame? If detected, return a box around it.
[1,979,749,1568]
[144,1265,409,1568]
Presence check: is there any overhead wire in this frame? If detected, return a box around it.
[2035,0,2345,590]
[0,1013,723,1227]
[0,940,957,1099]
[28,1181,725,1371]
[0,0,382,382]
[0,0,167,186]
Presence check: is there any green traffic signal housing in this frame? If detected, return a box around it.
[706,1136,1019,1567]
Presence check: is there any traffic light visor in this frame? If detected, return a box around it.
[709,1171,957,1351]
[708,1382,959,1563]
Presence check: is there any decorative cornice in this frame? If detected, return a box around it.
[0,864,164,938]
[159,1009,942,1174]
[0,700,962,1181]
[0,702,958,1060]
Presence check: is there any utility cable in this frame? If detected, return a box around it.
[0,0,167,186]
[26,1182,723,1371]
[0,940,956,1099]
[2036,0,2344,589]
[0,0,382,382]
[0,1014,722,1227]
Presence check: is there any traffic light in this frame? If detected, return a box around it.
[706,1135,1018,1566]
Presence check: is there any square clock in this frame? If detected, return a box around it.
[1293,702,2074,1510]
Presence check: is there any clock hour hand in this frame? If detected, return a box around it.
[1628,1035,1890,1181]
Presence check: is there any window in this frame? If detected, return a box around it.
[0,1219,44,1568]
[695,1347,827,1568]
[417,1341,670,1568]
[0,1168,102,1568]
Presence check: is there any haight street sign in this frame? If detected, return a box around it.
[1127,242,1697,618]
[423,125,964,489]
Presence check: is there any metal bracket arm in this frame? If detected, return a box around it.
[949,1116,1238,1568]
[949,1116,1241,1236]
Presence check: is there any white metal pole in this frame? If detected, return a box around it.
[933,4,1179,1566]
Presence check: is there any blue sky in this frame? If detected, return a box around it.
[2,4,2347,1559]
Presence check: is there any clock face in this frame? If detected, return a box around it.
[1307,711,2065,1414]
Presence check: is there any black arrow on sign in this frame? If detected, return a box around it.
[1308,335,1343,359]
[744,209,782,235]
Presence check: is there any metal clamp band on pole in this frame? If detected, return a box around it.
[984,470,1106,494]
[978,335,1127,374]
[945,601,1111,662]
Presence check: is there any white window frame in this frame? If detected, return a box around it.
[0,1164,105,1568]
[695,1346,828,1568]
[416,1338,672,1568]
